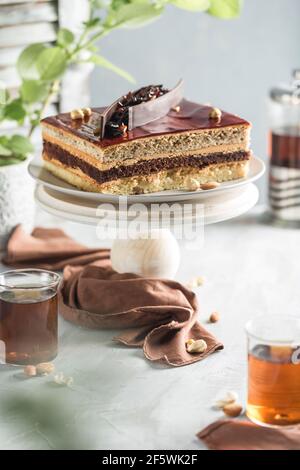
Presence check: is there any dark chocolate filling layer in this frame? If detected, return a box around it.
[43,141,250,184]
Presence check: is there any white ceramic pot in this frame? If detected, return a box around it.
[0,159,35,250]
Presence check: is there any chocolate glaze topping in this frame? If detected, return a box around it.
[44,141,250,184]
[42,99,250,150]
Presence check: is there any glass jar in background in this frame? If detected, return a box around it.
[268,70,300,225]
[0,269,61,365]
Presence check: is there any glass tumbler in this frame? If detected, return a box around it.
[0,269,61,365]
[246,315,300,426]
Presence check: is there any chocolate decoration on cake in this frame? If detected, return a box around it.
[97,80,183,139]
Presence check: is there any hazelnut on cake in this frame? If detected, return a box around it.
[41,82,251,195]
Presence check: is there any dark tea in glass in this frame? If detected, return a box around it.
[246,315,300,426]
[0,269,60,365]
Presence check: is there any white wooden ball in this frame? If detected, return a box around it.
[111,229,180,279]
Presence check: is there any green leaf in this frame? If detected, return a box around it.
[0,156,26,166]
[90,54,135,83]
[91,0,106,8]
[17,44,46,80]
[0,81,7,106]
[110,0,131,10]
[36,47,67,81]
[105,3,164,29]
[208,0,243,18]
[170,0,210,11]
[9,135,34,156]
[21,80,49,103]
[83,17,102,29]
[30,117,40,128]
[0,135,31,164]
[57,28,75,47]
[0,136,9,145]
[87,44,98,53]
[3,99,26,123]
[0,143,12,157]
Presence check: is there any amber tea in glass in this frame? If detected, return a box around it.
[246,315,300,426]
[0,269,60,365]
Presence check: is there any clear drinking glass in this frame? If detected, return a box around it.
[0,269,61,365]
[246,315,300,426]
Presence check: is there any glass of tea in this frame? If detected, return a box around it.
[246,314,300,426]
[0,269,61,365]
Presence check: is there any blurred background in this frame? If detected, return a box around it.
[1,0,300,202]
[91,0,300,200]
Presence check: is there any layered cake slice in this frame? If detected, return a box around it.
[41,82,251,195]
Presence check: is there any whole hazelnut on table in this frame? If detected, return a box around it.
[223,403,243,418]
[186,338,208,353]
[215,391,238,409]
[23,365,37,377]
[209,312,220,323]
[36,362,55,375]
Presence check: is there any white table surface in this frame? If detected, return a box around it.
[0,205,299,450]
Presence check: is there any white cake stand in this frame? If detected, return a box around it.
[32,157,264,278]
[35,183,259,227]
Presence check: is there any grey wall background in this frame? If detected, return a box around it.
[91,0,300,201]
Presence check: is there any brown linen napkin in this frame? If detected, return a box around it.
[3,226,223,367]
[60,263,223,366]
[197,419,300,450]
[2,225,110,270]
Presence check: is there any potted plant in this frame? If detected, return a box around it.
[0,136,35,250]
[0,0,242,249]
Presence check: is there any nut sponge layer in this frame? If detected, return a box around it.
[41,99,251,194]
